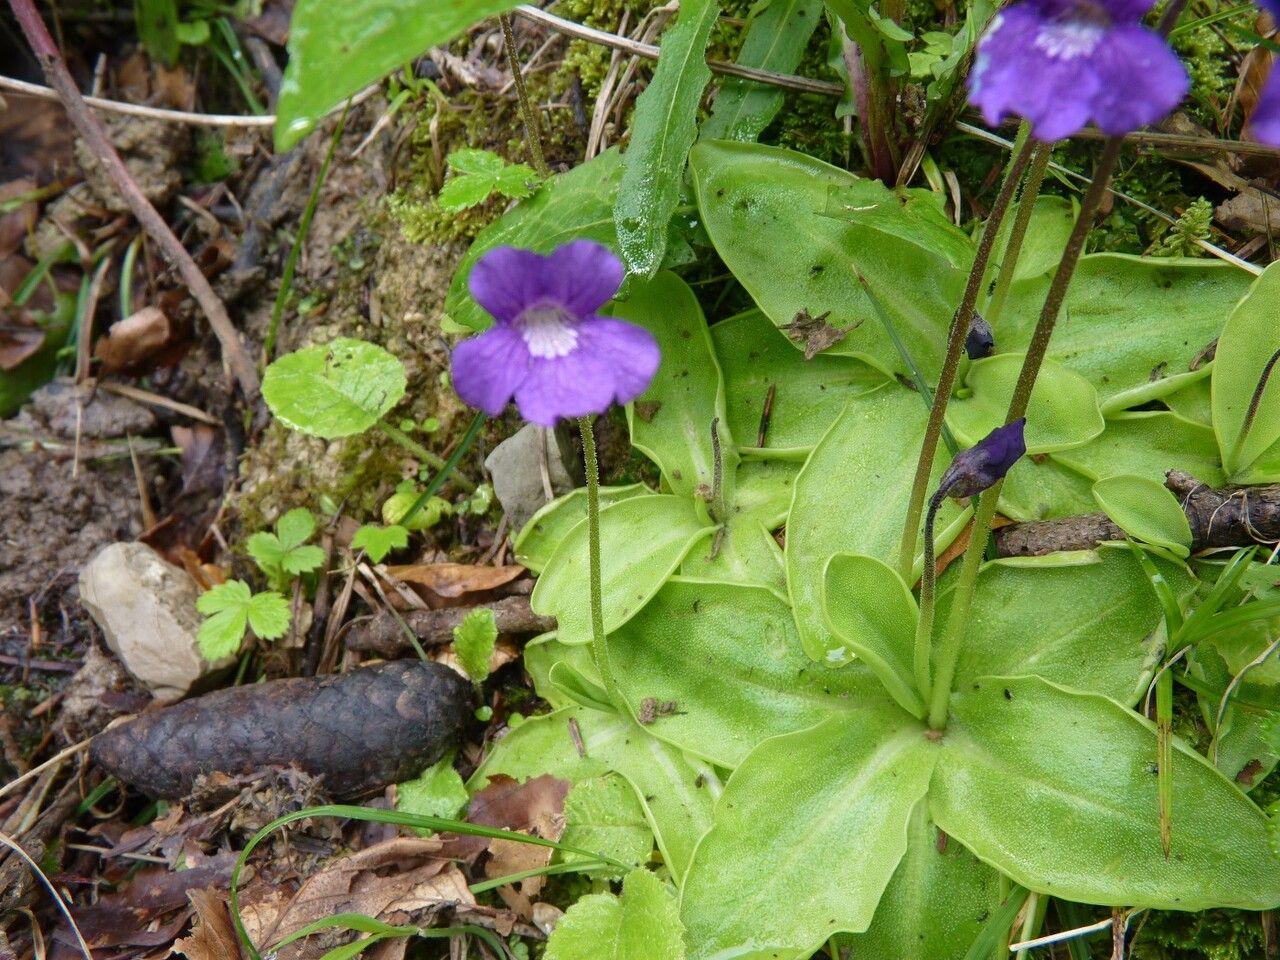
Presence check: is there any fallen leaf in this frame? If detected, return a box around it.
[239,837,474,959]
[174,888,245,960]
[383,563,525,606]
[94,306,173,373]
[781,308,855,360]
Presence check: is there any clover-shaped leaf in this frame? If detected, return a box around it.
[195,580,291,661]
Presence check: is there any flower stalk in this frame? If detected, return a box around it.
[499,13,551,178]
[984,142,1052,327]
[578,416,610,684]
[896,135,1037,584]
[927,138,1125,730]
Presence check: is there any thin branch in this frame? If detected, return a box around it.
[513,4,845,97]
[955,122,1264,276]
[8,0,262,400]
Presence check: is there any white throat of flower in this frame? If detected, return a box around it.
[517,303,580,359]
[1034,15,1106,60]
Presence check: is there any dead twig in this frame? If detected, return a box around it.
[8,0,261,401]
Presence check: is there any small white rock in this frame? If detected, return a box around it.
[485,423,581,533]
[78,542,232,702]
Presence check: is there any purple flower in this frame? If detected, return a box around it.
[1250,68,1280,146]
[451,240,660,426]
[939,418,1028,500]
[968,0,1189,141]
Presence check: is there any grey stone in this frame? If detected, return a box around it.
[78,542,233,703]
[485,423,581,533]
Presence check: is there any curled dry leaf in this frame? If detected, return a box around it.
[383,563,526,608]
[238,837,475,959]
[94,305,173,374]
[173,888,244,960]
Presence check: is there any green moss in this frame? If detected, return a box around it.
[1131,908,1269,960]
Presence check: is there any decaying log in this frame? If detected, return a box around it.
[90,661,473,800]
[346,596,556,657]
[995,471,1280,558]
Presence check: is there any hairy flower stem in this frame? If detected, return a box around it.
[896,136,1037,584]
[984,144,1051,326]
[500,13,551,178]
[578,417,610,685]
[912,489,948,703]
[928,138,1125,729]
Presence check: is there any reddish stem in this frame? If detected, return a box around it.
[8,0,261,402]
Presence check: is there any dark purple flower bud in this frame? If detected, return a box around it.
[938,418,1027,500]
[965,313,995,360]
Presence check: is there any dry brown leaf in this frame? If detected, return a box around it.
[174,888,245,960]
[441,774,570,868]
[383,563,525,606]
[239,837,474,959]
[485,804,566,899]
[94,306,172,374]
[0,320,45,371]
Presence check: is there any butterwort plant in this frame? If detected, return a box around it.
[451,239,660,680]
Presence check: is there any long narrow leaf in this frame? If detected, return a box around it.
[615,0,720,276]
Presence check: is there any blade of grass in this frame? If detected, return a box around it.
[962,884,1029,960]
[1156,667,1174,858]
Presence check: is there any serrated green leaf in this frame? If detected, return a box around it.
[245,532,287,578]
[281,544,326,575]
[276,507,317,549]
[493,164,537,198]
[196,607,247,661]
[454,608,498,683]
[246,592,291,640]
[275,0,521,150]
[196,579,253,615]
[438,175,502,212]
[559,775,654,874]
[547,869,684,960]
[615,0,719,277]
[397,757,469,834]
[448,148,504,176]
[352,524,409,563]
[262,339,407,438]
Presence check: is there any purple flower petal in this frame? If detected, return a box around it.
[1089,24,1189,136]
[970,8,1101,141]
[969,1,1187,141]
[544,240,626,317]
[451,325,531,417]
[468,246,550,325]
[577,317,661,404]
[1250,68,1280,146]
[514,348,618,426]
[1258,0,1280,20]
